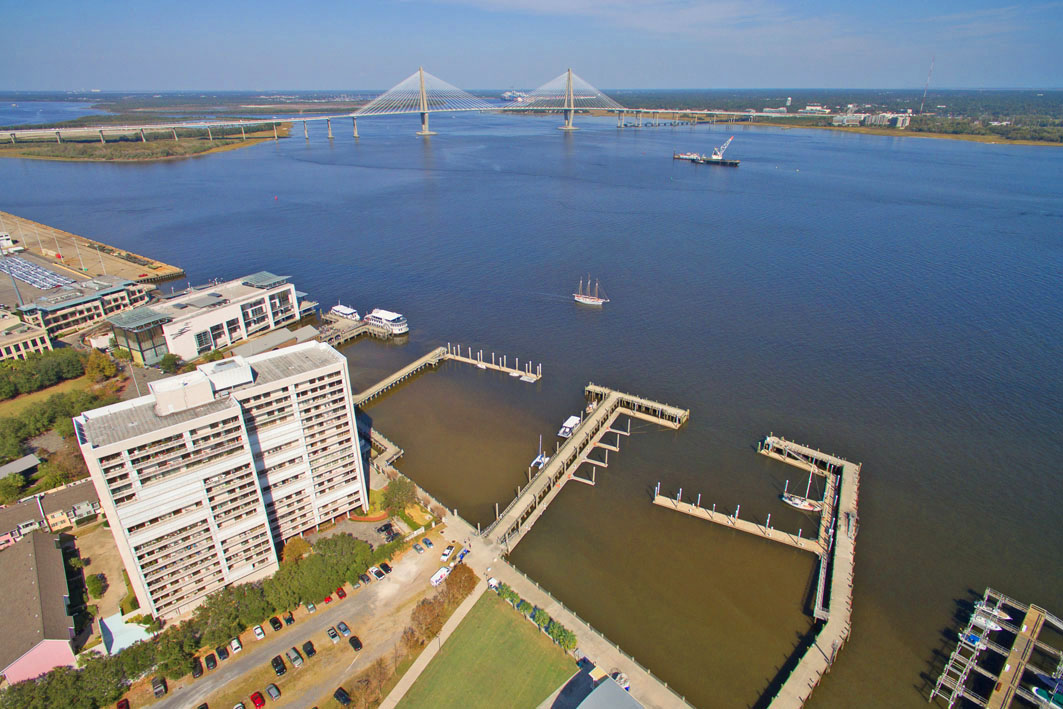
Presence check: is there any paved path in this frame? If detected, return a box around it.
[378,580,488,709]
[442,513,690,709]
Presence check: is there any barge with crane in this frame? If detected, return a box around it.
[673,136,740,167]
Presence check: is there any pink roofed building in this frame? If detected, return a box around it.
[0,531,76,684]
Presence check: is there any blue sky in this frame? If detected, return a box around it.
[3,0,1061,90]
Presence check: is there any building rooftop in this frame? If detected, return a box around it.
[37,479,100,517]
[18,275,139,314]
[0,454,40,478]
[0,315,48,344]
[0,531,73,673]
[109,272,294,333]
[77,341,344,449]
[229,325,319,358]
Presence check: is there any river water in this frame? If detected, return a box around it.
[2,110,1061,708]
[0,100,104,127]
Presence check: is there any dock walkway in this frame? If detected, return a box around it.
[486,385,690,551]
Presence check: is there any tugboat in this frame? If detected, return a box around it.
[574,275,609,306]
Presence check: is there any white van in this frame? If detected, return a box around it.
[430,567,451,587]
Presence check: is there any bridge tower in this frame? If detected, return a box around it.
[560,68,578,131]
[416,67,437,136]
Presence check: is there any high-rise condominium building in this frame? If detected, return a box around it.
[74,342,366,618]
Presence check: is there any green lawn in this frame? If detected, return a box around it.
[398,593,577,709]
[0,375,92,418]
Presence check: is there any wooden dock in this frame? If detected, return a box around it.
[351,343,543,407]
[0,210,185,284]
[931,588,1063,709]
[485,385,689,552]
[320,314,394,347]
[652,495,825,554]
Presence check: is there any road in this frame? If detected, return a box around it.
[155,531,453,709]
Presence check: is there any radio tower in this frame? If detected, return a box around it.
[919,56,935,114]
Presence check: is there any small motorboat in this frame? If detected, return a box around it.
[557,415,581,438]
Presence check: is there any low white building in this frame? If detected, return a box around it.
[108,272,315,365]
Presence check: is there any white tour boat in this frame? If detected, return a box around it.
[364,308,409,335]
[573,275,609,306]
[329,303,360,321]
[557,415,581,439]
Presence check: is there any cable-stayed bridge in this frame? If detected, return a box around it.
[4,67,814,143]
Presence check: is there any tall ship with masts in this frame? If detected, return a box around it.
[573,275,609,306]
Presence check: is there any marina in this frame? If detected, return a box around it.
[653,434,860,708]
[931,588,1063,709]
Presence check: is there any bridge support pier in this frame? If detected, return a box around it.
[417,111,436,136]
[207,127,213,141]
[8,134,14,144]
[617,111,623,129]
[352,118,359,139]
[172,128,178,142]
[55,131,61,144]
[139,129,146,143]
[273,123,278,140]
[240,125,246,140]
[303,121,308,140]
[559,109,578,131]
[327,119,332,140]
[99,130,105,144]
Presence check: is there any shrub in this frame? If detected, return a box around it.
[86,573,106,599]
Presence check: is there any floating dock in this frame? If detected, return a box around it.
[653,434,860,708]
[0,210,185,284]
[930,588,1063,709]
[485,385,689,552]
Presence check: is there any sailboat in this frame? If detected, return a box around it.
[530,435,550,470]
[781,472,823,512]
[974,601,1012,622]
[573,275,609,306]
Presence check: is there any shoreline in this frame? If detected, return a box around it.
[0,123,292,163]
[743,119,1063,147]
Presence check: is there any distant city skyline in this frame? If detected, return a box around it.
[4,0,1061,90]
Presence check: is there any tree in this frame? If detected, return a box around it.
[411,596,445,641]
[0,472,25,504]
[442,563,477,603]
[383,476,416,515]
[203,350,224,362]
[516,599,532,615]
[193,587,242,648]
[85,350,117,382]
[281,536,310,563]
[532,607,551,629]
[86,573,106,599]
[68,557,85,571]
[113,348,132,362]
[159,353,182,374]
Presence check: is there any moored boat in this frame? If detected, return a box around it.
[364,308,408,335]
[971,613,1003,632]
[329,303,360,321]
[975,601,1012,622]
[781,492,823,512]
[557,415,581,438]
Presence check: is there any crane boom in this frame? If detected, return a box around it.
[712,136,734,159]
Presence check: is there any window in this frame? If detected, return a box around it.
[195,331,213,354]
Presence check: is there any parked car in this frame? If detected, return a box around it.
[323,594,333,604]
[116,700,129,709]
[253,625,265,640]
[197,705,208,709]
[286,647,303,668]
[359,573,372,585]
[456,549,470,564]
[302,640,316,658]
[234,703,245,709]
[269,616,283,631]
[327,626,340,643]
[216,645,230,660]
[266,684,281,701]
[283,613,295,626]
[386,533,401,543]
[334,687,352,706]
[152,677,167,697]
[336,586,347,599]
[369,566,385,580]
[440,545,454,562]
[250,692,265,709]
[230,637,243,653]
[306,601,317,613]
[348,636,363,651]
[413,543,425,554]
[337,621,351,637]
[376,523,392,534]
[270,655,286,677]
[192,656,204,678]
[380,562,393,574]
[205,652,217,670]
[421,537,434,549]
